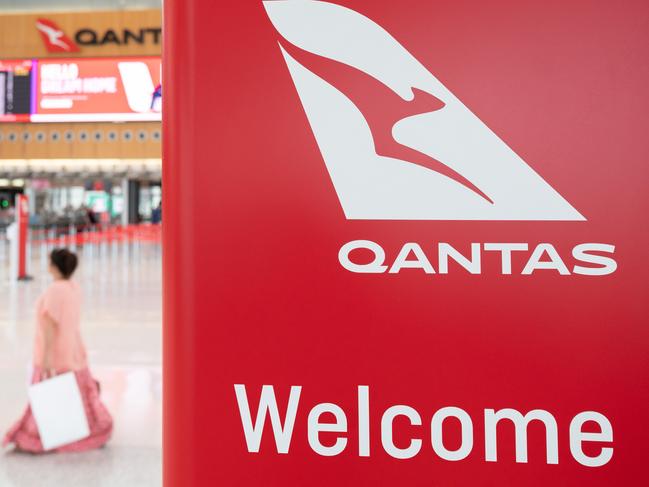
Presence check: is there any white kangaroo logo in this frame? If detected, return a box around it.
[263,0,585,221]
[36,21,72,51]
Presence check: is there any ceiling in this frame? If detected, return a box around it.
[0,0,161,12]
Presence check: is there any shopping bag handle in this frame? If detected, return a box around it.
[41,368,58,380]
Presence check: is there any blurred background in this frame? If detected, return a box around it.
[0,0,163,485]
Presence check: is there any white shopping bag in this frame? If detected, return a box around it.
[28,372,90,450]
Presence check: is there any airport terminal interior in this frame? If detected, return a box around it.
[1,0,645,486]
[0,0,163,485]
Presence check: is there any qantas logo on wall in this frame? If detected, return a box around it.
[36,19,80,53]
[35,19,162,53]
[264,1,585,221]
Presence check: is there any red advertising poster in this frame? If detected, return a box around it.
[33,56,161,122]
[164,1,648,485]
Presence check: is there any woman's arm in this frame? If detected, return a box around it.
[41,311,58,375]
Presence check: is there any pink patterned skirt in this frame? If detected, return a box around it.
[2,367,113,453]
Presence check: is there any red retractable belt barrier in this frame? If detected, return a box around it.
[163,1,649,485]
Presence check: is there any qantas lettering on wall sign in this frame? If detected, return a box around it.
[264,0,584,221]
[35,19,162,54]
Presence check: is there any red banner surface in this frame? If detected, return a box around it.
[163,1,649,485]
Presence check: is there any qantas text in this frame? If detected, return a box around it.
[338,240,617,276]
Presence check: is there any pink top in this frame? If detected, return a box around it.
[33,280,87,372]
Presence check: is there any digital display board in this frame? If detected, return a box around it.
[0,56,160,123]
[0,59,34,122]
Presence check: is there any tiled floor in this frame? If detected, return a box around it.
[0,238,162,487]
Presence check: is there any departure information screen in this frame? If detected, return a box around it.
[0,59,34,122]
[0,56,161,123]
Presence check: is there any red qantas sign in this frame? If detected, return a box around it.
[164,1,649,486]
[36,19,80,53]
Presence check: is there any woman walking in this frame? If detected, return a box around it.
[3,248,113,452]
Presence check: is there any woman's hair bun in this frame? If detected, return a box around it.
[50,248,78,279]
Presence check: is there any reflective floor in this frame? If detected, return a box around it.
[0,237,162,486]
